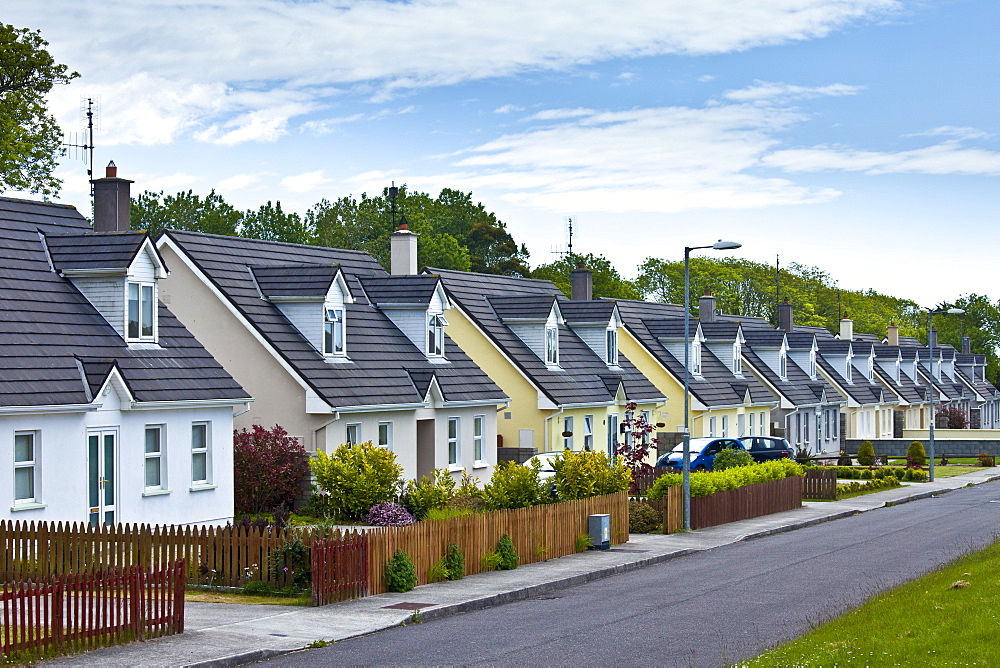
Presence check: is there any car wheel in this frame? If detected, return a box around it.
[695,465,706,472]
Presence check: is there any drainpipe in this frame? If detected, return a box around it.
[543,407,565,452]
[233,402,252,418]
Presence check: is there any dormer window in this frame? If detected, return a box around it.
[779,351,787,379]
[127,281,155,341]
[545,326,559,365]
[324,308,345,355]
[691,339,702,375]
[606,328,618,365]
[733,341,742,375]
[867,359,874,382]
[809,349,817,378]
[427,313,448,356]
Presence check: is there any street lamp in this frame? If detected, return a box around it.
[683,240,742,531]
[927,306,964,482]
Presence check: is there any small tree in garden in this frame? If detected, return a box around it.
[614,402,661,476]
[552,449,630,500]
[857,441,876,467]
[936,406,969,429]
[233,424,310,515]
[907,441,927,467]
[311,441,403,520]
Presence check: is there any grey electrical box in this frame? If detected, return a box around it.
[588,514,611,550]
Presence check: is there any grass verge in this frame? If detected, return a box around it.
[186,589,311,606]
[741,539,1000,666]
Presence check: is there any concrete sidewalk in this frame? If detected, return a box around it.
[46,467,1000,667]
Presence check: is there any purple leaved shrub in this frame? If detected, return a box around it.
[366,502,416,526]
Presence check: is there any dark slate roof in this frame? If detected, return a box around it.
[699,321,742,341]
[615,299,776,408]
[898,336,923,347]
[559,300,617,325]
[872,344,901,360]
[427,269,664,405]
[850,341,875,356]
[0,197,248,407]
[251,264,340,298]
[742,348,839,407]
[815,357,885,405]
[361,275,442,306]
[816,339,853,355]
[165,231,507,408]
[45,232,150,273]
[785,331,818,350]
[791,325,836,339]
[852,333,881,343]
[956,367,1000,400]
[739,327,787,348]
[642,318,698,340]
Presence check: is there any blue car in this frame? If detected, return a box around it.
[656,437,747,471]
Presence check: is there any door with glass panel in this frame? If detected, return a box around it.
[87,429,118,525]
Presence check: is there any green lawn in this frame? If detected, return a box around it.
[741,539,1000,666]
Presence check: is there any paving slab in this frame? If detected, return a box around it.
[43,466,1000,667]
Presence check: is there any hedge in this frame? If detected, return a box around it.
[647,459,804,500]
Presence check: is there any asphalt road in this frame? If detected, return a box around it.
[260,482,1000,667]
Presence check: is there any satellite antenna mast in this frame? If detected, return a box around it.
[64,97,98,201]
[550,217,577,260]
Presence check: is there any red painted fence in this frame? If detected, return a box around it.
[311,533,369,606]
[0,560,185,660]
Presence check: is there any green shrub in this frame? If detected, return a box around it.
[424,507,473,521]
[402,468,457,519]
[647,460,803,499]
[977,453,995,467]
[497,533,519,570]
[444,544,464,580]
[427,559,449,582]
[575,533,591,552]
[552,449,631,500]
[907,441,927,467]
[909,468,928,482]
[481,461,548,510]
[242,579,272,596]
[860,469,873,480]
[311,441,403,521]
[447,494,487,513]
[270,537,311,590]
[629,500,660,533]
[480,551,502,571]
[713,447,755,471]
[857,441,876,467]
[385,550,417,592]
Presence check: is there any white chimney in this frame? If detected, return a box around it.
[839,318,854,341]
[390,223,418,275]
[887,323,899,347]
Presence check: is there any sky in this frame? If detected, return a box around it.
[7,0,1000,310]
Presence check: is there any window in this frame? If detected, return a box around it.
[803,412,810,444]
[127,282,155,340]
[14,431,38,504]
[378,422,392,451]
[605,329,618,365]
[346,423,361,446]
[583,415,594,451]
[779,352,787,379]
[641,411,651,445]
[545,326,559,365]
[721,415,729,437]
[733,342,742,374]
[709,416,717,437]
[427,314,447,356]
[324,308,345,355]
[448,417,460,465]
[691,340,702,375]
[563,416,574,450]
[867,360,874,381]
[809,350,817,378]
[749,411,755,436]
[144,426,164,489]
[759,411,766,435]
[191,423,210,485]
[473,415,485,462]
[606,414,618,457]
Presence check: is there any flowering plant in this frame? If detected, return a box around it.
[365,502,417,526]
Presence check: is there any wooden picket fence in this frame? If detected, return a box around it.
[645,476,802,532]
[365,492,629,594]
[0,560,184,661]
[802,469,838,500]
[311,533,368,606]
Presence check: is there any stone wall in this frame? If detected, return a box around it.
[844,439,1000,457]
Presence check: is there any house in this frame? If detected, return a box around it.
[156,224,509,482]
[0,166,250,525]
[422,262,667,459]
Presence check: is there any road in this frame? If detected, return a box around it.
[260,482,1000,667]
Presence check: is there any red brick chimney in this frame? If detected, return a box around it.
[92,161,133,232]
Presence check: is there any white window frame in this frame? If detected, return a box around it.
[607,413,619,457]
[191,422,211,486]
[563,416,574,450]
[324,308,345,356]
[606,328,618,365]
[448,417,460,466]
[709,416,717,437]
[545,326,559,365]
[346,423,361,446]
[733,342,742,375]
[749,411,755,436]
[803,412,810,445]
[473,415,485,463]
[809,349,817,378]
[721,415,729,437]
[427,313,447,357]
[127,281,156,342]
[583,415,594,451]
[144,425,166,491]
[759,411,766,435]
[378,422,393,451]
[691,340,702,375]
[13,431,39,505]
[779,351,787,379]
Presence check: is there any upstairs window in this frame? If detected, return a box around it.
[127,282,155,341]
[545,326,559,365]
[427,314,447,356]
[691,340,702,375]
[809,349,817,378]
[324,308,345,355]
[779,351,787,379]
[733,342,742,375]
[867,359,874,382]
[605,329,618,365]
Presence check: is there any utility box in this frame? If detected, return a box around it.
[588,514,611,550]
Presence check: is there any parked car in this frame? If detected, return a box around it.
[525,451,561,480]
[655,438,746,471]
[739,436,793,463]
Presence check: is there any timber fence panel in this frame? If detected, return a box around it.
[803,469,838,499]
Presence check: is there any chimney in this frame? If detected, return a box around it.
[390,223,418,275]
[839,318,854,341]
[91,161,133,232]
[778,299,793,332]
[698,292,716,322]
[570,262,593,301]
[887,323,899,347]
[929,328,938,348]
[962,336,971,355]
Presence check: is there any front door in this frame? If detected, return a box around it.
[88,429,118,525]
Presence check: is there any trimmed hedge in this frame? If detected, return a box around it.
[647,459,804,500]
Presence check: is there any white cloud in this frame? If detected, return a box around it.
[763,142,1000,175]
[494,104,524,114]
[723,80,865,102]
[697,75,716,82]
[218,173,265,190]
[907,126,991,141]
[281,170,334,193]
[301,114,366,134]
[529,108,595,121]
[140,172,200,192]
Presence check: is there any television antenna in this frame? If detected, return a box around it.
[550,216,576,259]
[63,97,99,200]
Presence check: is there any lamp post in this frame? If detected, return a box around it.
[683,240,741,531]
[927,306,964,482]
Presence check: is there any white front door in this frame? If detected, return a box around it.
[88,429,118,525]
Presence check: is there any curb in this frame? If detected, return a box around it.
[188,648,287,668]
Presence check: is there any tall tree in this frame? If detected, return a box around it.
[0,24,78,195]
[132,189,241,238]
[532,253,641,300]
[240,201,313,245]
[932,294,1000,385]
